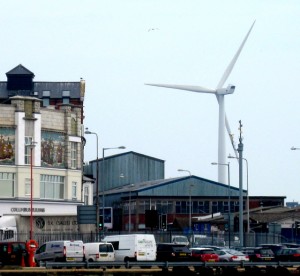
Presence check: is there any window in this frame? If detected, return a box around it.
[84,186,89,205]
[62,91,70,104]
[42,98,49,107]
[24,137,33,164]
[72,182,77,199]
[42,91,50,107]
[70,142,77,168]
[71,117,77,135]
[63,98,70,104]
[0,173,15,197]
[40,175,64,199]
[25,178,31,196]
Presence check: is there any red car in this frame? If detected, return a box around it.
[190,247,219,262]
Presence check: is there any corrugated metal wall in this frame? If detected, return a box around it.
[86,151,165,192]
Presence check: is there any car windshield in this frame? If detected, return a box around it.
[173,246,189,252]
[227,249,245,255]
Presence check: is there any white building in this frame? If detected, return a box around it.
[0,65,93,236]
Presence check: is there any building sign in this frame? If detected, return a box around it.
[11,207,45,213]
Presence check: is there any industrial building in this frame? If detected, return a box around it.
[84,151,285,234]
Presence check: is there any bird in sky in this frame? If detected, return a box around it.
[148,28,159,32]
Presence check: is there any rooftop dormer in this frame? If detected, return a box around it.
[6,64,35,91]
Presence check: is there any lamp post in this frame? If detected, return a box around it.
[228,154,250,233]
[291,147,300,151]
[84,128,100,240]
[177,169,193,231]
[102,146,125,236]
[28,141,36,240]
[128,183,135,233]
[211,162,231,247]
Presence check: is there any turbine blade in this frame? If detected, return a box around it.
[225,114,238,158]
[145,83,215,94]
[216,20,255,89]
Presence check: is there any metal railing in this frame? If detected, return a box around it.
[5,230,291,248]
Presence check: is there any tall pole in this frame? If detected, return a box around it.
[128,184,134,233]
[30,144,34,240]
[227,163,231,248]
[244,158,249,234]
[211,162,231,247]
[84,129,100,241]
[102,146,126,237]
[237,120,244,246]
[189,184,194,232]
[228,154,249,234]
[102,148,105,239]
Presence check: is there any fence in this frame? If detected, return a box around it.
[6,230,291,248]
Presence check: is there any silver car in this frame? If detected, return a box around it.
[215,248,249,262]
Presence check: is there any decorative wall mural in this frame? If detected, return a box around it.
[41,131,65,167]
[0,128,15,164]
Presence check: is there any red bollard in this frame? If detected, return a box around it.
[26,240,38,267]
[21,253,26,267]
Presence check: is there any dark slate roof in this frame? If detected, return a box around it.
[6,64,34,76]
[0,64,82,99]
[0,81,81,99]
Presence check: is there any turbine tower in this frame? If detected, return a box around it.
[145,22,255,184]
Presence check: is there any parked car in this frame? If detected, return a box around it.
[275,248,300,262]
[34,240,84,266]
[215,248,249,262]
[84,242,115,262]
[0,241,28,266]
[190,247,219,262]
[156,243,192,262]
[242,247,275,262]
[281,243,300,248]
[259,244,287,256]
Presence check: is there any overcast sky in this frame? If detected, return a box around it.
[1,1,300,203]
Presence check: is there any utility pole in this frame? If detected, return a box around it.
[237,120,244,247]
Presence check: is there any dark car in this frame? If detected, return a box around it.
[276,248,300,262]
[0,242,28,266]
[156,243,192,262]
[259,244,287,256]
[243,247,275,262]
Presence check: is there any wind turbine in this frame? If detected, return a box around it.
[145,21,255,184]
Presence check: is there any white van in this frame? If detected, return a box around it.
[34,240,84,266]
[84,242,115,262]
[102,234,156,262]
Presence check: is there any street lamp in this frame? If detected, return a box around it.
[228,154,250,233]
[291,147,300,150]
[177,169,193,231]
[102,146,126,236]
[128,184,135,233]
[211,162,231,247]
[84,128,100,240]
[27,141,36,240]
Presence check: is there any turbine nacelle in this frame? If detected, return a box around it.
[216,84,235,95]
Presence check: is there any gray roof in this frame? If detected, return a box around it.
[6,64,34,76]
[0,64,82,99]
[0,81,81,99]
[104,175,244,197]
